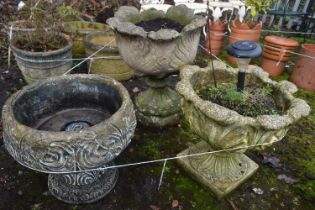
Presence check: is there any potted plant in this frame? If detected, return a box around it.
[107,5,206,126]
[228,0,275,64]
[176,60,310,198]
[10,0,73,84]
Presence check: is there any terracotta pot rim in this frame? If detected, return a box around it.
[301,44,315,54]
[265,36,298,47]
[264,42,297,50]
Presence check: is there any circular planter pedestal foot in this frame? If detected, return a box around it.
[48,165,118,204]
[135,76,181,127]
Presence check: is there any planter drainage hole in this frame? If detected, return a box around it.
[64,121,92,132]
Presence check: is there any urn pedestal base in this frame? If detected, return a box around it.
[176,141,258,198]
[48,166,118,204]
[135,76,181,127]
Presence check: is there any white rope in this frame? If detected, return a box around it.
[20,139,281,175]
[63,39,115,75]
[158,160,167,190]
[198,44,234,70]
[262,29,315,35]
[88,58,93,74]
[7,25,13,67]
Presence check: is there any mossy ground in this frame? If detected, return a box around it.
[0,33,315,210]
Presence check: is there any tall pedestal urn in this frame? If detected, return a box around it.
[107,5,206,127]
[2,74,136,204]
[176,62,310,198]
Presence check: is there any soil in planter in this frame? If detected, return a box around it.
[12,34,68,52]
[199,85,283,117]
[136,18,184,32]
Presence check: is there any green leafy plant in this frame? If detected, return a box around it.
[260,85,273,96]
[245,0,275,17]
[200,85,281,117]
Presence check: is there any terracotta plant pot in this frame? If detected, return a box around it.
[64,21,109,57]
[84,31,134,81]
[205,20,226,56]
[261,36,298,76]
[290,44,315,91]
[228,20,262,64]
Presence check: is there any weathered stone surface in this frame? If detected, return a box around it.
[11,37,73,84]
[2,74,137,204]
[176,61,310,198]
[107,5,206,126]
[107,5,206,78]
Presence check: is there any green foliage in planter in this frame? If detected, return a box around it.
[199,85,281,117]
[245,0,275,17]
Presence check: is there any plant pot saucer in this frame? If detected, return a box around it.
[176,141,258,198]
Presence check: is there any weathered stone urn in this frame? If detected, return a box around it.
[2,74,136,204]
[176,61,310,198]
[107,5,206,126]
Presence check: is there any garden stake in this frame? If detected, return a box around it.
[207,0,217,87]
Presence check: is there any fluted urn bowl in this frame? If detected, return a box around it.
[107,5,206,126]
[176,61,310,198]
[2,74,136,204]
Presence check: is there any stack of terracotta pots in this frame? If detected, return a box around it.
[205,20,227,56]
[261,36,298,76]
[290,44,315,91]
[228,20,262,64]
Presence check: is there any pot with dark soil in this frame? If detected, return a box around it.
[10,0,73,84]
[176,61,310,198]
[107,5,206,127]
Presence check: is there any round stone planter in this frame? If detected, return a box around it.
[261,36,298,76]
[107,5,206,126]
[228,20,262,64]
[176,61,310,198]
[84,31,134,81]
[64,21,109,57]
[2,74,136,204]
[10,36,73,84]
[290,44,315,91]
